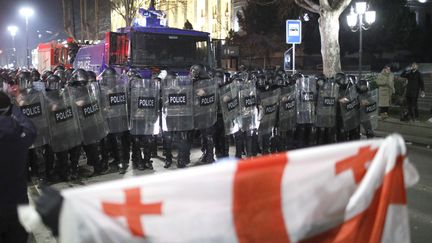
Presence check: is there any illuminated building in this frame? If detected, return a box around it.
[111,0,248,39]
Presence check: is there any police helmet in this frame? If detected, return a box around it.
[274,73,285,87]
[213,69,227,87]
[41,70,54,82]
[16,71,32,89]
[53,65,65,72]
[127,69,142,79]
[255,70,266,87]
[86,71,97,83]
[31,69,41,81]
[68,68,88,86]
[190,64,209,80]
[334,73,348,89]
[54,69,67,83]
[357,79,369,93]
[316,74,327,88]
[101,67,117,78]
[46,74,61,91]
[291,72,304,83]
[275,68,286,80]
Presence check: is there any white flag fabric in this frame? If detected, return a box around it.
[56,134,417,243]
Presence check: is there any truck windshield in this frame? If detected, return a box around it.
[131,32,209,68]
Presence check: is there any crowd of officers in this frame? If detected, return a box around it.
[0,64,378,184]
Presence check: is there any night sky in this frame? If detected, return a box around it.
[0,0,65,66]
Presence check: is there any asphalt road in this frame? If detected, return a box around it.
[406,144,432,243]
[28,143,432,243]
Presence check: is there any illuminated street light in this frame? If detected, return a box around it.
[346,2,376,79]
[7,26,18,68]
[20,7,34,68]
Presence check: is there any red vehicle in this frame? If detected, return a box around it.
[35,41,71,72]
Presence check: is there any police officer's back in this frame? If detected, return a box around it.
[0,91,37,243]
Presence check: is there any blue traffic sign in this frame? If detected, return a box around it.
[286,20,302,44]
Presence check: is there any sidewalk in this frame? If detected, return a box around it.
[376,116,432,146]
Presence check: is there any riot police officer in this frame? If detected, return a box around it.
[212,70,230,159]
[256,71,280,155]
[98,67,130,174]
[357,79,377,138]
[14,71,50,184]
[67,69,108,178]
[269,71,284,153]
[336,74,360,142]
[191,64,217,164]
[278,73,298,150]
[161,71,194,168]
[295,73,317,148]
[315,74,339,145]
[129,73,161,170]
[45,75,83,180]
[234,71,259,157]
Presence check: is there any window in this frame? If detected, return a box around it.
[131,32,209,68]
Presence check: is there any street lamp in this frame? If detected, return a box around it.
[347,2,376,80]
[7,25,18,68]
[19,7,34,68]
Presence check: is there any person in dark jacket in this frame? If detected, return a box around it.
[401,63,425,121]
[0,91,37,243]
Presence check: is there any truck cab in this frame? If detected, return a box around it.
[35,41,71,72]
[73,7,213,78]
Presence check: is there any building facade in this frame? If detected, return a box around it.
[111,0,248,39]
[62,0,111,41]
[407,0,432,27]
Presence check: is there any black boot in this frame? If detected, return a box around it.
[131,137,142,169]
[119,163,128,174]
[164,156,173,168]
[163,132,173,168]
[70,166,79,181]
[234,131,244,158]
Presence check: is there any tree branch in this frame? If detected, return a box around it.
[319,0,331,11]
[294,0,320,13]
[333,0,352,14]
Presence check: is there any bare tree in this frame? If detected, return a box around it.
[110,0,149,27]
[293,0,352,77]
[62,0,76,39]
[251,0,352,77]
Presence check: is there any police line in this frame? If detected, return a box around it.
[18,134,418,243]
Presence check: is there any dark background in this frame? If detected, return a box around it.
[0,0,65,66]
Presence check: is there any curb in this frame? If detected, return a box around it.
[375,130,432,146]
[376,117,432,146]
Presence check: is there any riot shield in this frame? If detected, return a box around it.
[161,76,194,132]
[238,81,259,132]
[296,76,316,124]
[99,74,129,133]
[219,82,240,135]
[45,90,82,152]
[130,78,160,135]
[16,89,50,148]
[193,78,218,130]
[339,85,360,131]
[278,85,297,132]
[316,81,339,128]
[258,88,280,135]
[359,89,378,129]
[68,85,109,145]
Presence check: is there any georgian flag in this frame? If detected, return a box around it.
[56,134,417,243]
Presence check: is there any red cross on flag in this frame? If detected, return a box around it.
[56,134,418,243]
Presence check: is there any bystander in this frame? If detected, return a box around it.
[376,65,395,118]
[401,63,425,122]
